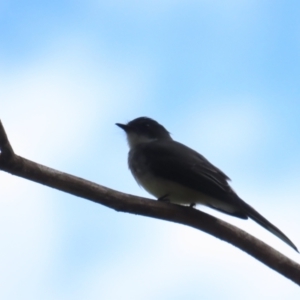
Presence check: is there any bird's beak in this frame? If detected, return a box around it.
[116,123,130,132]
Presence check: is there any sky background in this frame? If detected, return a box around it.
[1,0,300,299]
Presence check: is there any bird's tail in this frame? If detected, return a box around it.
[236,197,298,252]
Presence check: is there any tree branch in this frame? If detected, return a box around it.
[0,120,299,285]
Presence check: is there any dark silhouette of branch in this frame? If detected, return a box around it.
[0,120,299,285]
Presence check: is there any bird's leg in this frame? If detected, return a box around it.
[158,194,170,203]
[189,203,196,208]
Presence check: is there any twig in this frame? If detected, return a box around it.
[0,120,299,285]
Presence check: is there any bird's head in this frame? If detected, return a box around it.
[116,117,172,148]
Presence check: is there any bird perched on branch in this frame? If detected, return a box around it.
[117,117,298,252]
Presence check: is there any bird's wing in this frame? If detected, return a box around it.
[136,140,298,252]
[137,140,235,202]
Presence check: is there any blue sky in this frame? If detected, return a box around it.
[1,1,300,299]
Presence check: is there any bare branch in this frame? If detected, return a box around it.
[0,120,300,285]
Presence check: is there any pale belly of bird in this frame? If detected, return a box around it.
[133,171,218,204]
[131,170,242,216]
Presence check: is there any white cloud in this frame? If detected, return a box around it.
[0,172,57,300]
[0,33,156,299]
[0,35,153,165]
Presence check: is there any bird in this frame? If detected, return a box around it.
[116,116,298,252]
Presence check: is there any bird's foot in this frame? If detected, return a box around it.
[189,203,196,208]
[158,194,170,203]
